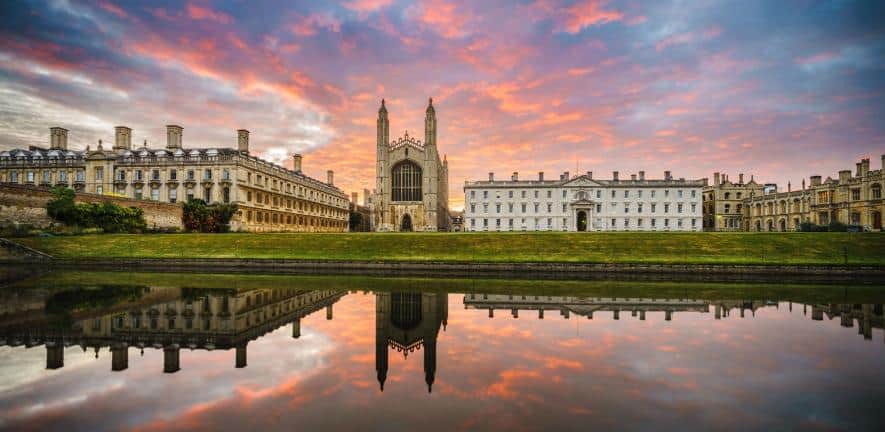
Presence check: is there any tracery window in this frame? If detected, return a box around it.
[391,161,422,201]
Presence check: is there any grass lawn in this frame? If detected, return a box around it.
[14,231,885,265]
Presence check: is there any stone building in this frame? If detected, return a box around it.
[0,125,350,232]
[372,99,450,231]
[702,172,763,231]
[744,156,884,231]
[463,170,704,231]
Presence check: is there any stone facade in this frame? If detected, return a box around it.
[744,156,884,231]
[0,126,349,232]
[463,170,704,231]
[0,184,182,229]
[372,99,450,231]
[702,172,765,231]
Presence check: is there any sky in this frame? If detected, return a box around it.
[0,0,883,210]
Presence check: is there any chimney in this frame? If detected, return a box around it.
[810,175,822,186]
[166,125,183,150]
[563,171,569,181]
[293,154,302,172]
[363,188,370,206]
[631,174,637,181]
[739,173,744,184]
[861,158,870,176]
[838,170,851,184]
[114,126,132,150]
[351,192,358,205]
[612,171,619,182]
[664,170,672,181]
[327,170,334,185]
[587,171,593,180]
[538,172,544,182]
[714,173,721,185]
[638,171,645,181]
[882,154,885,171]
[237,129,249,154]
[488,172,495,182]
[855,162,862,177]
[802,179,805,190]
[50,127,69,150]
[512,172,518,181]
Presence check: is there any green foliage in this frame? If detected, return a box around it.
[827,221,848,232]
[45,187,146,233]
[183,199,238,232]
[799,221,828,232]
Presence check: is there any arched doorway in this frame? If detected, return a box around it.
[779,219,786,231]
[400,214,413,232]
[873,211,882,231]
[767,220,773,231]
[755,221,761,232]
[576,211,588,232]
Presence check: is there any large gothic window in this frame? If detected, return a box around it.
[392,161,422,201]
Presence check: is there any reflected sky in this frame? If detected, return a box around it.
[0,274,884,431]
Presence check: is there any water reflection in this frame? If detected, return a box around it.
[1,272,884,430]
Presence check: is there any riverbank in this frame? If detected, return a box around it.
[12,232,885,265]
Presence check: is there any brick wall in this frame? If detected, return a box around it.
[0,184,182,229]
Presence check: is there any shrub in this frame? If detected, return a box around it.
[827,221,848,232]
[45,187,146,233]
[183,199,237,233]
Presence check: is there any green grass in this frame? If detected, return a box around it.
[13,232,885,266]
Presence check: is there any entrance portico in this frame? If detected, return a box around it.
[569,198,595,232]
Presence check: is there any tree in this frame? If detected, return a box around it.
[183,199,238,232]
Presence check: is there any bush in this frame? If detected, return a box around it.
[827,221,848,232]
[799,221,827,232]
[183,199,237,233]
[46,187,146,233]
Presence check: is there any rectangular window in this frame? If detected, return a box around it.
[651,190,656,198]
[471,219,475,227]
[678,190,683,198]
[509,191,513,198]
[651,218,656,227]
[547,190,552,198]
[26,171,35,183]
[547,203,552,213]
[151,187,159,201]
[562,204,567,212]
[96,185,103,195]
[135,170,143,181]
[534,203,539,212]
[534,191,539,198]
[611,190,616,198]
[691,190,696,198]
[509,203,514,212]
[59,171,67,182]
[94,168,103,181]
[169,188,177,203]
[188,170,195,180]
[664,218,670,227]
[470,190,475,199]
[10,172,18,183]
[223,168,230,180]
[678,204,683,213]
[135,188,143,200]
[596,204,601,213]
[624,204,629,213]
[483,203,488,213]
[187,189,194,201]
[496,204,501,213]
[483,191,488,199]
[170,169,177,180]
[664,203,670,213]
[624,218,629,228]
[624,190,629,198]
[204,169,212,180]
[562,190,567,198]
[42,171,51,183]
[596,190,601,199]
[665,190,670,197]
[691,203,697,213]
[521,203,527,213]
[470,204,475,213]
[851,189,861,200]
[651,203,656,213]
[76,170,85,182]
[638,204,643,213]
[152,169,160,181]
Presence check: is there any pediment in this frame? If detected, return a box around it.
[563,176,600,187]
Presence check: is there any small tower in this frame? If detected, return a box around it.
[423,97,439,230]
[237,129,249,154]
[376,99,390,226]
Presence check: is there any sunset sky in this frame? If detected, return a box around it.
[1,0,883,209]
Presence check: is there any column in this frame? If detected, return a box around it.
[326,305,333,320]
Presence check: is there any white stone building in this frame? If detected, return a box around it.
[463,170,704,232]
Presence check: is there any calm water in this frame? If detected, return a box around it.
[1,271,884,431]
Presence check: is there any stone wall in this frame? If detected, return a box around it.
[0,184,182,229]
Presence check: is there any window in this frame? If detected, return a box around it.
[547,203,552,212]
[116,170,125,181]
[470,190,476,199]
[509,203,514,212]
[624,204,629,213]
[664,218,670,227]
[651,218,656,227]
[562,190,567,198]
[170,169,177,180]
[534,191,539,198]
[691,190,696,198]
[470,204,475,213]
[135,187,143,200]
[10,171,18,182]
[59,171,67,182]
[562,204,567,212]
[638,190,643,198]
[152,169,160,181]
[651,203,656,213]
[691,203,697,213]
[596,190,601,199]
[169,188,177,203]
[483,203,488,213]
[638,218,643,227]
[851,189,861,201]
[26,171,35,183]
[96,185,103,195]
[638,204,643,213]
[596,204,601,212]
[534,203,539,212]
[204,169,212,180]
[94,167,103,181]
[611,218,616,227]
[611,190,616,198]
[725,204,731,213]
[664,203,670,213]
[665,190,670,197]
[483,191,488,199]
[678,204,683,213]
[223,187,230,203]
[151,187,159,201]
[204,187,212,202]
[624,218,629,228]
[692,218,697,227]
[471,219,476,227]
[521,203,527,213]
[76,170,85,182]
[187,170,195,180]
[624,190,629,198]
[223,168,230,180]
[391,161,422,201]
[135,170,143,181]
[496,204,501,213]
[509,191,513,198]
[678,190,683,198]
[547,190,552,198]
[651,190,656,198]
[187,188,194,201]
[483,218,488,227]
[678,219,683,227]
[873,184,882,199]
[42,171,51,183]
[521,191,526,198]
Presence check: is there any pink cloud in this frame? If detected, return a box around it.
[186,3,233,24]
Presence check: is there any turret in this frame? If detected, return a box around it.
[293,154,302,172]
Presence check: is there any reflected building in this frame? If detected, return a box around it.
[464,294,711,321]
[375,292,448,392]
[0,285,345,372]
[807,303,885,342]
